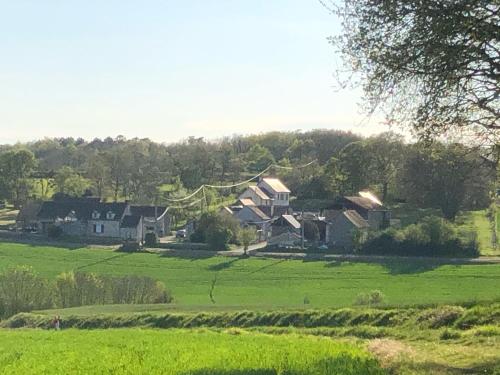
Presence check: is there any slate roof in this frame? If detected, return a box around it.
[37,198,127,221]
[281,214,301,229]
[245,206,271,221]
[130,205,167,218]
[120,215,142,228]
[260,178,291,193]
[344,196,383,211]
[248,185,271,200]
[343,210,370,229]
[238,198,256,206]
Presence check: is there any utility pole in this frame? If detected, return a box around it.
[301,210,305,250]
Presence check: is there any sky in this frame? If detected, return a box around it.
[0,0,387,144]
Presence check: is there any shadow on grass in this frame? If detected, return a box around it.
[208,258,241,271]
[74,252,132,271]
[158,249,216,261]
[378,259,445,275]
[248,259,286,275]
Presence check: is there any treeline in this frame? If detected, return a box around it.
[0,130,497,220]
[0,266,172,318]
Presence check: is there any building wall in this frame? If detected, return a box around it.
[326,215,363,249]
[120,222,142,243]
[239,189,270,206]
[258,181,289,206]
[367,210,391,230]
[86,220,121,238]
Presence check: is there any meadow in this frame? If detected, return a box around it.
[1,242,500,309]
[0,329,384,375]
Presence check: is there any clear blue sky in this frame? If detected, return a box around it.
[0,0,386,144]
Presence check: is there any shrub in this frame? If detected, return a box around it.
[47,225,63,239]
[144,232,157,247]
[440,328,461,340]
[354,290,386,306]
[191,212,241,248]
[360,215,480,258]
[0,266,53,318]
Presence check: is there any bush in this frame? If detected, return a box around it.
[191,212,237,250]
[0,266,53,318]
[360,215,479,258]
[0,266,172,318]
[47,225,63,239]
[144,232,157,247]
[354,290,386,306]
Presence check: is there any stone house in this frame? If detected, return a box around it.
[271,214,301,238]
[234,205,271,241]
[32,197,168,243]
[325,209,370,249]
[342,193,391,230]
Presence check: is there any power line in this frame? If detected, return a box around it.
[164,160,316,203]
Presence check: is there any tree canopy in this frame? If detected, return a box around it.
[329,0,499,144]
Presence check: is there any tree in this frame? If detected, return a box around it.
[399,143,491,220]
[54,166,91,197]
[331,0,499,143]
[239,226,256,255]
[0,149,36,207]
[364,133,405,201]
[245,144,275,172]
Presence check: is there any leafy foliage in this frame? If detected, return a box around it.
[360,216,480,257]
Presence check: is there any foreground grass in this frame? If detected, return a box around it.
[1,242,500,309]
[0,329,383,375]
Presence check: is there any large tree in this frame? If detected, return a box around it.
[330,0,499,144]
[0,149,37,207]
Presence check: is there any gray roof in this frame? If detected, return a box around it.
[344,196,383,210]
[130,205,167,218]
[121,215,141,228]
[246,206,271,221]
[343,210,370,229]
[281,214,301,229]
[37,198,127,221]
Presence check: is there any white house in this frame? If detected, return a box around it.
[237,177,291,218]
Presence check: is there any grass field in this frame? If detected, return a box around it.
[1,242,500,309]
[0,329,383,375]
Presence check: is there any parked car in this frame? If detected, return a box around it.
[176,229,187,238]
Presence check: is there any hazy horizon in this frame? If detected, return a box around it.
[0,1,387,144]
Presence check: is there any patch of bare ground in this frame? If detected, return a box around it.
[368,339,415,367]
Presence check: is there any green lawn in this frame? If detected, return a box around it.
[1,242,499,309]
[0,329,383,375]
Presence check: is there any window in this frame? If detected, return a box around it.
[92,211,101,219]
[106,211,115,220]
[93,224,104,234]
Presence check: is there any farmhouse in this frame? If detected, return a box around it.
[325,209,369,249]
[237,177,291,218]
[342,191,391,230]
[26,197,169,243]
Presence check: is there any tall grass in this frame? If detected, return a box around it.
[0,329,385,375]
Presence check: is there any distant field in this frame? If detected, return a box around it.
[1,242,499,309]
[461,210,498,256]
[0,329,383,375]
